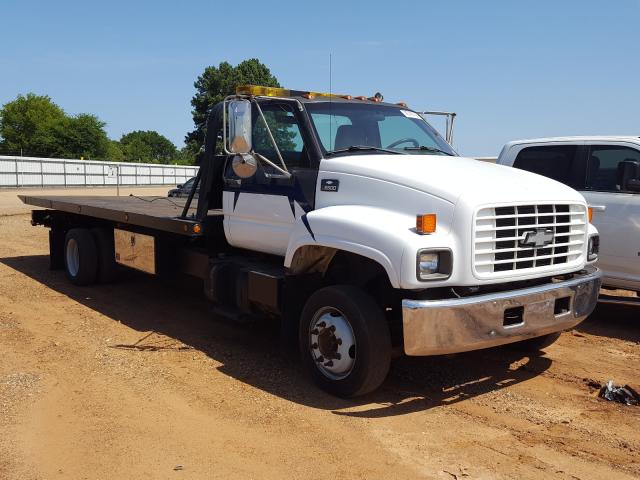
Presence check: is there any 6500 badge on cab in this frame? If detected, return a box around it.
[321,179,339,192]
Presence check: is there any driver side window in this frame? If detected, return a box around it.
[253,103,309,170]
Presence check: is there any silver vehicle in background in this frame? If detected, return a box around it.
[497,136,640,293]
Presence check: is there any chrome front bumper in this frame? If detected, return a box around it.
[402,267,602,355]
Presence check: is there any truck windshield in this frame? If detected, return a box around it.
[306,102,456,157]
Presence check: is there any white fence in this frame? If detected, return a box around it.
[0,155,199,188]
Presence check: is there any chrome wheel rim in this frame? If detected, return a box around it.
[309,307,356,380]
[66,238,80,277]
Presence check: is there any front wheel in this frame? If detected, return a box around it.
[299,285,391,397]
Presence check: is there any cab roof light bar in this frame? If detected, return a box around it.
[237,85,344,99]
[236,85,397,104]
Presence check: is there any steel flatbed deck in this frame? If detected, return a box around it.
[19,195,221,236]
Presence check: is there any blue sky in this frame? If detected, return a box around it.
[1,0,638,156]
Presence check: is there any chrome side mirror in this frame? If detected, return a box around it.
[227,100,252,154]
[231,154,258,179]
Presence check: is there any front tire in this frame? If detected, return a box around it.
[64,228,98,286]
[299,285,391,397]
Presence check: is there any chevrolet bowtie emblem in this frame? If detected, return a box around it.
[520,228,554,248]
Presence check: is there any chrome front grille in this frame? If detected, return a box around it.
[473,204,587,278]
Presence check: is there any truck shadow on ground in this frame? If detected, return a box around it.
[1,254,567,418]
[575,302,640,344]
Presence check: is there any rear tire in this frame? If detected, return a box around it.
[299,285,391,397]
[516,332,561,352]
[91,227,118,283]
[64,228,98,286]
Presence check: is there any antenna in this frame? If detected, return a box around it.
[329,52,332,96]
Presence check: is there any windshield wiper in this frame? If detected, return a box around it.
[403,145,454,156]
[326,145,404,156]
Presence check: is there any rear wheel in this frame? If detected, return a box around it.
[299,285,391,397]
[64,228,98,286]
[91,227,118,283]
[516,332,561,352]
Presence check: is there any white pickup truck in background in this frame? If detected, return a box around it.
[497,136,640,293]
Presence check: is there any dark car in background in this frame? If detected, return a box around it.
[168,177,198,198]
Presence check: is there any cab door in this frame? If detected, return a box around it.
[581,143,640,289]
[222,100,318,256]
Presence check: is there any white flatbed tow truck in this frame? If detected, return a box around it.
[22,85,602,397]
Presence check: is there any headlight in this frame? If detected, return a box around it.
[417,249,452,281]
[587,235,599,261]
[419,252,439,275]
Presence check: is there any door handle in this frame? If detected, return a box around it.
[590,205,606,211]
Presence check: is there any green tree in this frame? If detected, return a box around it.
[0,93,113,159]
[185,58,280,151]
[0,93,65,156]
[105,140,125,161]
[50,114,110,159]
[173,145,196,165]
[120,130,177,163]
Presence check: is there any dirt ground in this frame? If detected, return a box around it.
[0,213,638,480]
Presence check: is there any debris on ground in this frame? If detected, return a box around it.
[598,380,640,406]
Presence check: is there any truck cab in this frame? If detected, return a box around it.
[23,86,602,397]
[496,136,640,293]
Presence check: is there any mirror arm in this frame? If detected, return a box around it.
[254,100,290,175]
[254,153,292,179]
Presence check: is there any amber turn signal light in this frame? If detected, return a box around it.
[416,214,437,234]
[588,207,593,223]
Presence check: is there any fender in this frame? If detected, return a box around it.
[285,205,420,288]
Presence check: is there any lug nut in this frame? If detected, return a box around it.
[311,343,318,349]
[324,360,334,367]
[311,328,319,335]
[317,321,326,328]
[334,353,341,360]
[329,325,336,332]
[315,356,324,363]
[336,338,342,345]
